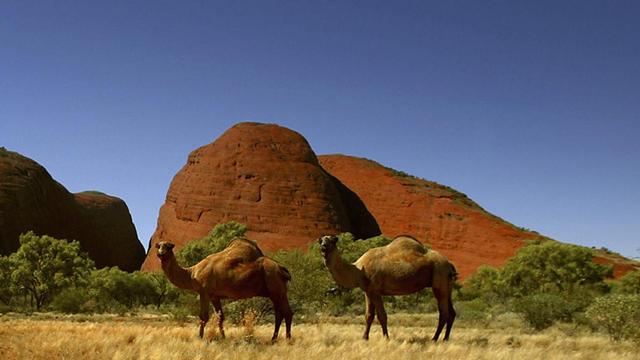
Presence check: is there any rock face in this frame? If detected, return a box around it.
[141,123,379,271]
[0,148,145,271]
[319,154,639,279]
[319,154,545,279]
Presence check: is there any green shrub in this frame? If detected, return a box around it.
[456,298,490,324]
[585,294,640,341]
[500,242,612,298]
[50,287,91,313]
[270,249,333,314]
[461,265,507,303]
[513,293,574,330]
[615,271,640,295]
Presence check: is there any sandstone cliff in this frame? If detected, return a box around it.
[319,154,638,279]
[0,148,144,271]
[141,123,379,270]
[319,154,542,279]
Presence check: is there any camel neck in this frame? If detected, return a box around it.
[161,254,195,291]
[324,250,364,289]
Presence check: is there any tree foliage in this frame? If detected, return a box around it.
[8,232,94,310]
[513,293,575,330]
[176,221,247,266]
[500,241,612,297]
[0,256,15,305]
[615,270,640,295]
[461,265,504,302]
[585,294,640,341]
[87,268,179,312]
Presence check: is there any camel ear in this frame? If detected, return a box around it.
[155,243,160,249]
[167,243,175,249]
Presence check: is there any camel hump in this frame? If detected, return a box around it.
[226,237,265,256]
[389,235,428,254]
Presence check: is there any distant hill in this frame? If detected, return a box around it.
[141,124,639,278]
[319,154,639,279]
[0,147,145,271]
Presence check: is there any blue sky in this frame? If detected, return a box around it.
[1,1,638,258]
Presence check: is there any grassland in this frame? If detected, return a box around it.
[0,312,637,360]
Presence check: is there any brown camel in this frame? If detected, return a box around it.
[318,234,457,341]
[155,238,293,342]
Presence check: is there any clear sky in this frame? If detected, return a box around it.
[1,1,638,258]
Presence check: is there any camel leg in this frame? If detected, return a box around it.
[431,287,451,341]
[371,294,389,339]
[198,293,211,339]
[270,296,293,342]
[211,297,225,339]
[444,295,456,341]
[282,297,293,340]
[363,293,376,340]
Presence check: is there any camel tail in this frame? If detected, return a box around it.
[449,262,458,282]
[279,265,292,283]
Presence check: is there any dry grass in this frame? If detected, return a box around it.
[0,312,636,360]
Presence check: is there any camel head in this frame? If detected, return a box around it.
[318,235,338,258]
[155,241,175,261]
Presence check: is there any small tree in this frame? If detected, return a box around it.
[9,232,95,310]
[500,241,612,298]
[585,294,640,341]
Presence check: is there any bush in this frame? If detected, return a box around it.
[456,298,490,324]
[50,287,91,313]
[615,271,640,295]
[270,249,333,314]
[585,294,640,341]
[461,265,507,303]
[513,293,574,330]
[500,241,612,298]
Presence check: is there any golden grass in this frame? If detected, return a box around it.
[0,313,636,360]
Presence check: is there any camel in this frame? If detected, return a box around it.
[318,234,457,341]
[155,238,293,342]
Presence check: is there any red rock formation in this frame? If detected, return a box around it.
[318,154,537,279]
[141,123,379,271]
[0,148,144,271]
[318,154,638,279]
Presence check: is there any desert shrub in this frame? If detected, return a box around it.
[456,298,490,324]
[461,265,507,303]
[500,241,612,298]
[585,294,640,341]
[614,271,640,295]
[513,293,574,330]
[50,287,91,313]
[270,249,333,314]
